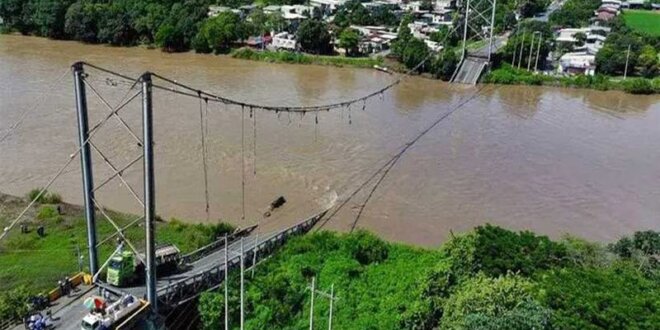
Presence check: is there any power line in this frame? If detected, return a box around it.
[0,68,70,144]
[315,85,493,231]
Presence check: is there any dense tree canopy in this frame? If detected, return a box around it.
[296,19,332,54]
[1,0,211,50]
[198,227,660,330]
[338,28,360,56]
[194,11,246,53]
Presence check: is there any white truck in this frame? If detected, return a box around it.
[80,295,141,330]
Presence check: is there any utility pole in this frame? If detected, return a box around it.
[141,71,157,312]
[527,32,536,71]
[72,62,98,276]
[518,30,526,69]
[309,277,315,330]
[461,0,472,61]
[511,39,518,66]
[251,232,259,278]
[240,237,244,330]
[487,0,497,62]
[623,44,631,80]
[224,233,229,330]
[306,280,338,330]
[534,35,542,72]
[328,284,334,330]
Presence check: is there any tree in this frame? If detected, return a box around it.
[247,9,268,36]
[537,264,660,329]
[391,14,413,57]
[64,1,102,43]
[596,31,643,75]
[432,48,459,80]
[429,25,459,47]
[637,45,658,78]
[155,23,184,52]
[549,0,601,27]
[402,38,430,73]
[266,12,287,33]
[574,32,587,46]
[338,28,360,56]
[296,19,332,54]
[440,274,549,330]
[26,0,73,39]
[196,12,245,54]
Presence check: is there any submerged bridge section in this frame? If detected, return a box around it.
[451,56,489,85]
[451,35,508,85]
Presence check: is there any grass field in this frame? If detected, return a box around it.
[0,192,233,292]
[623,10,660,36]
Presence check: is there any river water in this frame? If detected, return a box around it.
[1,35,658,246]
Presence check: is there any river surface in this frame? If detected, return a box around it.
[1,35,658,246]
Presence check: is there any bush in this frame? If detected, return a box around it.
[536,263,660,329]
[344,230,389,265]
[440,274,548,329]
[471,224,567,277]
[37,205,59,220]
[26,189,62,204]
[622,78,655,94]
[0,286,32,322]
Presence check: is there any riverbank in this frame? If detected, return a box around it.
[483,65,660,94]
[198,226,660,329]
[231,48,387,69]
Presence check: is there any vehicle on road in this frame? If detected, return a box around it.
[106,244,181,287]
[80,295,141,330]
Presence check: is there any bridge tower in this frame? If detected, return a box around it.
[451,0,497,84]
[72,63,159,313]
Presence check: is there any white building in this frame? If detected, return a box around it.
[558,52,596,76]
[271,32,297,50]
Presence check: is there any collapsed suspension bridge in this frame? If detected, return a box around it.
[1,60,491,329]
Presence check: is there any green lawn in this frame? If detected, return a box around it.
[623,10,660,36]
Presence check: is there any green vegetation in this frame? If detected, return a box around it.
[623,10,660,36]
[390,14,458,80]
[596,16,659,78]
[484,64,660,94]
[549,0,602,28]
[296,19,332,55]
[26,188,62,204]
[198,225,660,329]
[231,48,384,68]
[0,0,210,51]
[0,191,234,321]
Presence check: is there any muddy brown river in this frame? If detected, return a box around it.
[1,35,658,246]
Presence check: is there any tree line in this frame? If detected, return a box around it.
[198,226,660,329]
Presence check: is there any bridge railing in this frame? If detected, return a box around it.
[180,224,257,265]
[156,210,327,308]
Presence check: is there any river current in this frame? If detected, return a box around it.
[1,35,658,246]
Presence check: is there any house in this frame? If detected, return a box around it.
[595,7,619,22]
[556,28,590,44]
[311,0,346,11]
[558,52,596,75]
[271,32,297,50]
[626,0,645,9]
[435,0,457,10]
